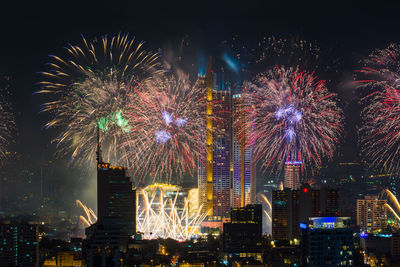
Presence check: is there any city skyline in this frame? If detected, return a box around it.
[3,1,400,266]
[0,0,399,217]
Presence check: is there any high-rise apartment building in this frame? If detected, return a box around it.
[284,161,302,190]
[0,222,39,267]
[198,61,255,221]
[357,195,387,233]
[232,93,255,208]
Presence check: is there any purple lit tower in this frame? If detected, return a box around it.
[211,75,232,218]
[198,62,255,221]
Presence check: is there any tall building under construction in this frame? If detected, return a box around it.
[198,60,255,221]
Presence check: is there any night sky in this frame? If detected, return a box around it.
[1,0,400,207]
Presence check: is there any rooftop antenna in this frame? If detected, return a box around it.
[96,125,103,164]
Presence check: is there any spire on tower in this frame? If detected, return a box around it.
[96,125,103,164]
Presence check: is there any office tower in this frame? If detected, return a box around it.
[84,144,136,267]
[96,130,135,237]
[284,161,301,189]
[272,188,292,241]
[84,218,128,267]
[97,161,136,236]
[223,205,263,263]
[272,184,340,241]
[301,217,354,266]
[0,222,39,267]
[357,195,387,233]
[232,93,255,208]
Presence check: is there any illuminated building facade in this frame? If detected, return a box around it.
[356,195,387,233]
[140,183,187,215]
[232,93,255,208]
[212,78,232,219]
[301,217,354,266]
[136,183,205,240]
[53,252,83,266]
[284,161,302,190]
[205,61,214,217]
[0,222,39,267]
[198,61,255,222]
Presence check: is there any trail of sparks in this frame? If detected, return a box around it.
[357,44,400,172]
[385,204,400,222]
[257,193,272,223]
[379,189,400,223]
[76,200,97,227]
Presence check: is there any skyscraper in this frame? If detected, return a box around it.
[97,161,136,237]
[272,187,291,241]
[232,93,255,208]
[212,79,232,218]
[357,195,387,233]
[84,140,136,267]
[284,161,302,190]
[198,60,255,222]
[272,184,340,241]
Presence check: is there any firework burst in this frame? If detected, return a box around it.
[357,44,400,173]
[38,33,162,164]
[245,66,343,171]
[123,75,204,182]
